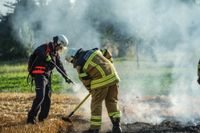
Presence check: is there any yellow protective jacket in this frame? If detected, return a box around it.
[74,49,120,90]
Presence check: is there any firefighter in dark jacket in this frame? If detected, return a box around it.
[27,34,73,124]
[64,48,122,133]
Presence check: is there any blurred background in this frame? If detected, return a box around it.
[0,0,200,125]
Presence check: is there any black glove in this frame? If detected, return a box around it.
[197,78,200,85]
[65,77,73,84]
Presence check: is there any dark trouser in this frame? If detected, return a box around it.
[27,74,51,122]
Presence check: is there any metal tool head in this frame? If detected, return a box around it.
[62,116,72,123]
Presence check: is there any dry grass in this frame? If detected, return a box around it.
[2,93,200,133]
[0,93,90,133]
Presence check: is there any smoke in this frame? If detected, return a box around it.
[12,0,200,125]
[111,0,200,124]
[12,0,100,49]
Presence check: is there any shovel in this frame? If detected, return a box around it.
[62,93,90,122]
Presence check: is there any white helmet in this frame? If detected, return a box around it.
[65,48,77,63]
[53,34,69,48]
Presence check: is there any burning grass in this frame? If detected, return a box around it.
[1,93,200,133]
[122,121,200,133]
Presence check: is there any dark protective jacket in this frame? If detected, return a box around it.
[73,48,120,90]
[28,42,67,77]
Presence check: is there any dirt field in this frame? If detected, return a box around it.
[1,93,200,133]
[0,93,91,133]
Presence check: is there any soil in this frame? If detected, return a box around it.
[1,93,200,133]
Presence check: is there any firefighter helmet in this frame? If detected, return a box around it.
[65,48,77,63]
[53,34,69,48]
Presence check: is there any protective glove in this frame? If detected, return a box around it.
[65,77,73,84]
[197,77,200,85]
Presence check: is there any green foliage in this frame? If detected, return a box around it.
[0,61,70,93]
[0,62,28,92]
[114,60,187,96]
[0,59,188,95]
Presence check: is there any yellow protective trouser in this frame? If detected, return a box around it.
[90,83,121,129]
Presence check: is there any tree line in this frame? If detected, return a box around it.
[0,0,197,61]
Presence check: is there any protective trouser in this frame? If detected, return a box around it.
[27,74,51,122]
[90,83,121,130]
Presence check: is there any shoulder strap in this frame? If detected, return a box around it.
[45,43,51,55]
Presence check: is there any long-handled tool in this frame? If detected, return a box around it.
[62,93,90,122]
[50,60,74,84]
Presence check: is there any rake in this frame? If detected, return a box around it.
[62,93,90,122]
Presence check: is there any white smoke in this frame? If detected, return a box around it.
[111,0,200,124]
[12,0,100,49]
[12,0,200,124]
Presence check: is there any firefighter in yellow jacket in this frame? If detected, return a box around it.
[65,48,122,133]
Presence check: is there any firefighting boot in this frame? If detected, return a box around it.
[26,117,36,124]
[82,129,99,133]
[27,112,36,124]
[110,117,122,133]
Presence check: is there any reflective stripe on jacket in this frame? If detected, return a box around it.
[28,43,67,77]
[32,66,45,74]
[78,50,119,89]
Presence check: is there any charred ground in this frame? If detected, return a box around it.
[1,93,200,133]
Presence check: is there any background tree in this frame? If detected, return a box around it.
[0,0,28,61]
